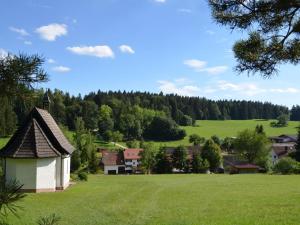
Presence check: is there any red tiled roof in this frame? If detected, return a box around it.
[123,148,143,160]
[101,150,124,166]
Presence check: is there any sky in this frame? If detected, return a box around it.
[1,0,299,108]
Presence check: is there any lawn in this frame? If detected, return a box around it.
[137,120,300,147]
[6,174,300,225]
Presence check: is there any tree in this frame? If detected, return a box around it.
[209,0,300,77]
[295,125,300,162]
[273,157,300,174]
[221,137,234,153]
[71,117,85,171]
[0,97,17,137]
[191,152,202,173]
[98,105,114,141]
[171,145,188,171]
[211,135,222,146]
[51,90,66,125]
[81,100,99,131]
[277,114,289,127]
[0,53,48,97]
[189,134,205,146]
[155,147,172,174]
[234,129,270,164]
[0,178,26,221]
[139,143,156,174]
[255,124,265,135]
[201,139,222,171]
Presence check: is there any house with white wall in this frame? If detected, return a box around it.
[123,148,143,173]
[101,150,125,174]
[0,94,74,192]
[270,143,295,165]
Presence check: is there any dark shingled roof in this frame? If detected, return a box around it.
[0,107,74,158]
[101,150,124,166]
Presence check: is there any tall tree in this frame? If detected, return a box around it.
[155,147,172,174]
[139,143,156,174]
[189,134,205,146]
[71,117,85,171]
[0,54,48,97]
[171,145,188,171]
[209,0,300,77]
[201,139,222,171]
[234,129,270,164]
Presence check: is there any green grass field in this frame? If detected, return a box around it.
[1,120,299,149]
[6,174,300,225]
[139,120,300,147]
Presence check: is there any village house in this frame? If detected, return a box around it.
[270,143,295,165]
[269,134,297,143]
[124,148,143,173]
[101,150,125,175]
[0,93,74,192]
[230,163,260,174]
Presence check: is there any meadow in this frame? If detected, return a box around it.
[136,119,300,147]
[6,174,300,225]
[1,120,299,149]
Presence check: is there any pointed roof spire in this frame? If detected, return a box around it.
[43,89,51,111]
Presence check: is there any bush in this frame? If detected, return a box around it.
[78,171,88,181]
[37,214,61,225]
[273,157,300,174]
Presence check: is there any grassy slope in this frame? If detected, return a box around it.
[141,120,300,147]
[7,174,300,225]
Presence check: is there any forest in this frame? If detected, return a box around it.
[0,88,297,142]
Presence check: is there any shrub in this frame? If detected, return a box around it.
[78,171,88,181]
[273,157,300,174]
[37,214,61,225]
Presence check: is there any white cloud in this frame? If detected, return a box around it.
[52,66,71,73]
[24,41,32,45]
[154,0,166,3]
[184,59,207,71]
[217,80,266,96]
[47,58,56,64]
[9,27,29,36]
[67,45,114,58]
[178,8,192,13]
[158,79,200,96]
[35,23,67,41]
[184,59,228,75]
[202,66,228,75]
[119,45,135,54]
[270,88,300,93]
[0,49,8,59]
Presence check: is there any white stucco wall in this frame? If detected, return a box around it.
[55,157,61,188]
[6,159,37,190]
[104,165,119,174]
[36,158,56,190]
[62,156,70,188]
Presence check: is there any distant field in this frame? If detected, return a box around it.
[6,174,300,225]
[1,120,299,149]
[140,120,300,147]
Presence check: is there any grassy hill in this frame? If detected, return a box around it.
[1,120,299,149]
[6,174,300,225]
[139,120,300,147]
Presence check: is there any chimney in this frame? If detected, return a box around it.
[43,89,51,111]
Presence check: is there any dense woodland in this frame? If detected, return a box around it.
[0,88,296,141]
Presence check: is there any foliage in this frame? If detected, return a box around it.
[78,171,88,181]
[71,117,85,171]
[144,116,186,141]
[270,114,289,127]
[126,140,140,148]
[273,157,300,174]
[171,145,188,171]
[191,153,209,173]
[234,129,270,165]
[139,143,157,174]
[295,125,300,162]
[0,178,26,218]
[209,0,300,77]
[36,214,61,225]
[189,134,205,146]
[0,53,48,97]
[211,135,222,146]
[0,97,17,137]
[155,147,172,174]
[201,139,222,171]
[98,105,114,141]
[221,137,234,153]
[255,125,265,135]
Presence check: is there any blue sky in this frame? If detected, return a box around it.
[1,0,299,107]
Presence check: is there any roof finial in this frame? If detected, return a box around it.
[43,89,51,111]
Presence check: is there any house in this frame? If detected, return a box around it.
[230,163,260,174]
[270,143,295,165]
[269,134,297,143]
[101,150,125,175]
[123,148,143,173]
[0,94,74,192]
